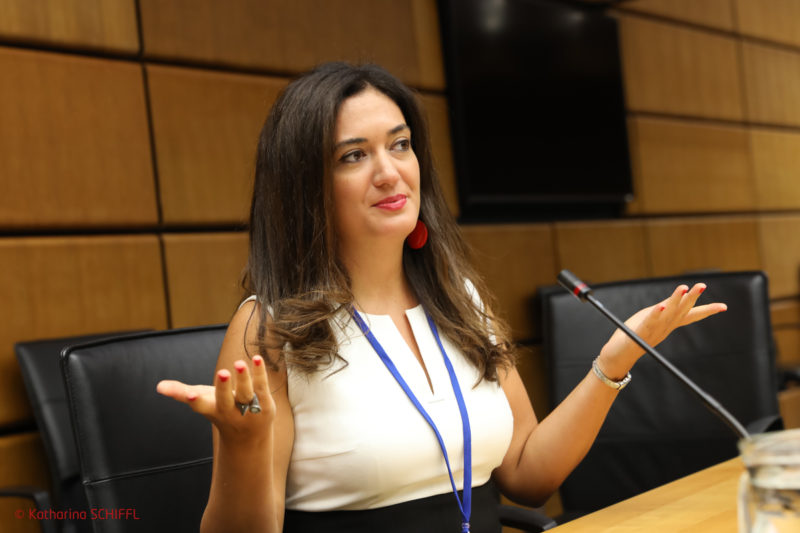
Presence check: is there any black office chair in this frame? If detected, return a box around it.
[539,271,782,519]
[61,325,226,532]
[1,331,148,533]
[61,324,555,532]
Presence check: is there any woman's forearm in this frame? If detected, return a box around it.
[201,430,281,533]
[513,369,620,505]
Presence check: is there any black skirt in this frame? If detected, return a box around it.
[283,482,502,533]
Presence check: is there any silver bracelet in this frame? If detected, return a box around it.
[592,357,631,390]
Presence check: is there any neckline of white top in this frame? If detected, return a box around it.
[353,304,448,400]
[356,302,424,319]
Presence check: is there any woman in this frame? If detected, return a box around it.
[157,62,726,533]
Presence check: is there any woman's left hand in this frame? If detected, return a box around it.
[596,283,727,379]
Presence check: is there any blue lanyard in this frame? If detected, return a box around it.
[351,309,472,533]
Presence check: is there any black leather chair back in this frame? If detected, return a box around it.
[15,332,148,533]
[540,271,780,516]
[61,325,226,532]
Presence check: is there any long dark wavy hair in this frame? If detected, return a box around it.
[243,62,514,382]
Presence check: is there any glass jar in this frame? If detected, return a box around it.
[738,429,800,533]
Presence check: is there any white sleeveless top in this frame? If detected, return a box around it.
[283,304,514,511]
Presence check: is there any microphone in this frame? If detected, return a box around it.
[557,269,750,440]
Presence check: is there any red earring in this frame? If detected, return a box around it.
[406,220,428,249]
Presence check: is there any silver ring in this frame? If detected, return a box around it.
[248,393,261,414]
[235,393,261,416]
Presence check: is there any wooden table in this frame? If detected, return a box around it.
[549,458,743,532]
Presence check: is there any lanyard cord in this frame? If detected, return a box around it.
[351,309,473,533]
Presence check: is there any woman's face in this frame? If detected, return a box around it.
[331,87,421,253]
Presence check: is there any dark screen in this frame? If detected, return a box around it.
[438,0,633,221]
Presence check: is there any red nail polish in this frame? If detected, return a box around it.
[187,393,198,401]
[253,356,262,367]
[659,304,666,311]
[235,361,246,374]
[218,373,229,383]
[699,287,706,294]
[682,289,689,295]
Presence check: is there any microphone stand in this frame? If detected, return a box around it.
[557,269,750,440]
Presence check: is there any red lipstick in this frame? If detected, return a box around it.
[374,194,407,210]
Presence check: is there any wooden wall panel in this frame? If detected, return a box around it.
[645,216,763,278]
[750,128,800,210]
[0,236,168,426]
[779,388,800,429]
[163,232,249,328]
[148,66,285,225]
[742,42,800,127]
[774,328,800,367]
[771,299,800,327]
[0,47,157,228]
[418,93,458,217]
[0,432,49,533]
[626,117,755,214]
[618,15,744,120]
[758,215,800,298]
[0,0,139,54]
[461,224,557,341]
[770,301,800,380]
[735,0,800,48]
[554,220,650,284]
[409,0,446,91]
[618,0,735,31]
[139,0,445,90]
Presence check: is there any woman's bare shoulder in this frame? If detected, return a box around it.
[217,299,282,377]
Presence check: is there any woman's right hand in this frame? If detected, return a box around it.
[158,301,292,533]
[156,355,276,443]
